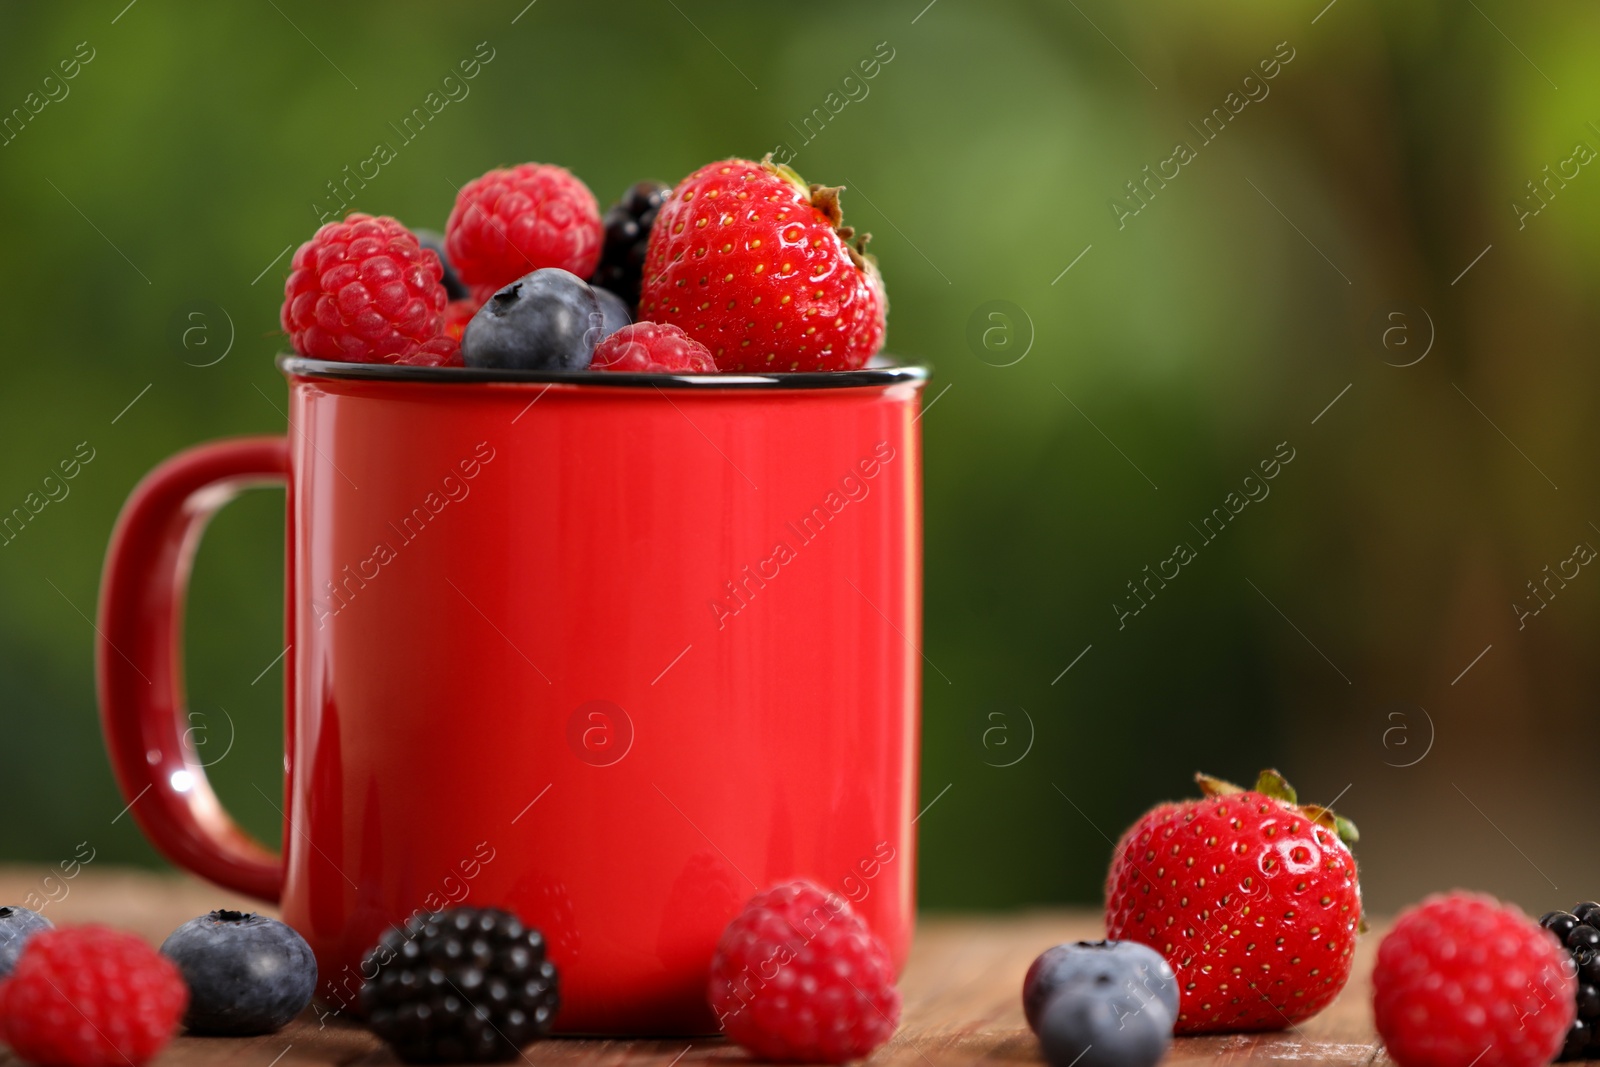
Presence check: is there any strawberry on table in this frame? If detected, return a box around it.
[640,156,886,372]
[1104,770,1362,1034]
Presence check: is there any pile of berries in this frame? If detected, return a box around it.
[279,157,889,374]
[1541,903,1600,1060]
[0,904,315,1067]
[0,884,908,1066]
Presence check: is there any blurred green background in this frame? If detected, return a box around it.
[2,0,1597,917]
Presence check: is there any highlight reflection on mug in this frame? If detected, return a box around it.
[567,700,634,767]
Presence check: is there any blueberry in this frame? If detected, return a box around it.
[462,268,603,371]
[0,905,53,977]
[1023,940,1177,1033]
[414,228,468,302]
[160,909,317,1035]
[592,286,632,343]
[1037,974,1173,1067]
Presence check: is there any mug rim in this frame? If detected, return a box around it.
[277,354,929,390]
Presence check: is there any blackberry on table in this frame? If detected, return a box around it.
[1541,904,1600,1060]
[360,907,558,1064]
[590,180,669,312]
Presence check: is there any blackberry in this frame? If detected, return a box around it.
[589,180,670,312]
[360,907,558,1064]
[1542,906,1600,1060]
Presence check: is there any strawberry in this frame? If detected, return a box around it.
[1104,770,1362,1034]
[639,156,886,372]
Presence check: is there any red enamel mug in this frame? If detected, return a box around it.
[96,355,926,1034]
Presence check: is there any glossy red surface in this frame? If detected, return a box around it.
[98,369,924,1035]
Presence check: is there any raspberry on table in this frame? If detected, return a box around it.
[281,213,450,364]
[590,321,716,374]
[360,906,559,1064]
[445,163,603,299]
[0,925,188,1067]
[708,880,900,1064]
[1373,892,1575,1067]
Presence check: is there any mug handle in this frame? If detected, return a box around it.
[97,436,289,902]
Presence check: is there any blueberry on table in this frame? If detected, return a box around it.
[160,909,317,1035]
[0,905,53,977]
[1023,940,1177,1033]
[1037,973,1173,1067]
[463,268,603,371]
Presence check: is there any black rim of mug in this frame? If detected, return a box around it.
[277,354,930,390]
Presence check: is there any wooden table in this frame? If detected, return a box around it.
[0,868,1386,1067]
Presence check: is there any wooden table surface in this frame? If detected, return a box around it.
[0,868,1388,1067]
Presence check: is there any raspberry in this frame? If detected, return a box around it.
[445,163,603,298]
[281,213,449,364]
[590,322,716,373]
[708,880,900,1063]
[443,297,477,342]
[1373,892,1574,1067]
[0,926,187,1067]
[398,334,462,368]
